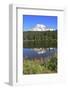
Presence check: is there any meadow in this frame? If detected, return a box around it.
[23,54,57,74]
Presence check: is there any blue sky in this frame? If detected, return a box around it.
[23,15,57,31]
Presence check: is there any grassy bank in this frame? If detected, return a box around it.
[23,55,57,74]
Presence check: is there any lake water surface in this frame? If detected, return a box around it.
[23,48,57,60]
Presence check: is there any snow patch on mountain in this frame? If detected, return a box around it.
[31,24,55,31]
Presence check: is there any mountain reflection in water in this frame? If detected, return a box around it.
[23,48,57,60]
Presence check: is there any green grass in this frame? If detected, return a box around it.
[23,56,57,74]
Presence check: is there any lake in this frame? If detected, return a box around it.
[23,48,57,60]
[23,40,57,48]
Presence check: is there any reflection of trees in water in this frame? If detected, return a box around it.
[23,31,57,48]
[23,40,57,48]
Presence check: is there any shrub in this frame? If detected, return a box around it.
[47,56,57,72]
[23,56,57,74]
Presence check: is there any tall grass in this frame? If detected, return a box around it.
[23,55,57,74]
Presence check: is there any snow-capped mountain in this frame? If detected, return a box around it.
[32,24,47,31]
[31,24,55,31]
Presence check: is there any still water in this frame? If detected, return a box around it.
[23,48,57,60]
